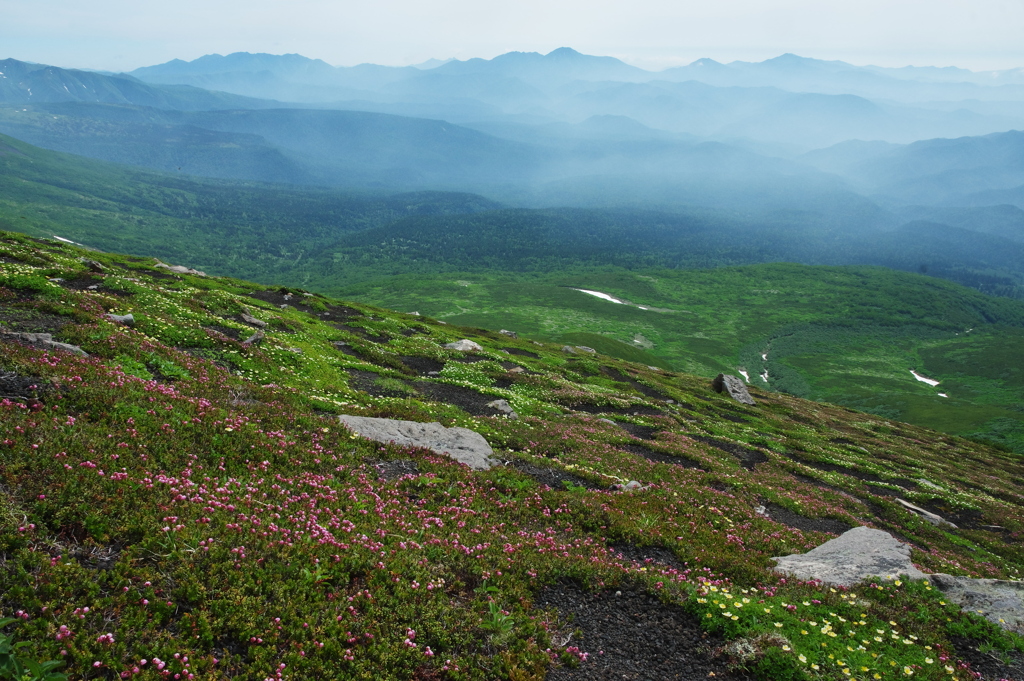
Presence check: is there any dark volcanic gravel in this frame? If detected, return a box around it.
[538,582,743,681]
[608,543,687,571]
[414,381,506,416]
[690,436,768,470]
[763,502,853,535]
[951,636,1024,681]
[508,459,607,491]
[617,443,704,470]
[617,422,660,440]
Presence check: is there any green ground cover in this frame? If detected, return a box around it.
[1,231,1022,680]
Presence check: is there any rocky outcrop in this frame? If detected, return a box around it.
[337,415,497,470]
[0,332,88,357]
[105,313,135,326]
[773,526,926,586]
[486,399,518,419]
[444,339,483,352]
[930,574,1024,635]
[240,312,268,329]
[712,373,756,405]
[154,261,207,277]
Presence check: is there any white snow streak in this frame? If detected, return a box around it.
[910,369,940,386]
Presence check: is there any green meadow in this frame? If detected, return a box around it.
[338,266,1024,451]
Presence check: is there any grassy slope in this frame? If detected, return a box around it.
[1,231,1022,680]
[337,266,1024,452]
[0,132,501,285]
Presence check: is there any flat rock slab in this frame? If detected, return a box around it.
[338,415,497,470]
[930,574,1024,635]
[773,526,927,586]
[712,373,755,405]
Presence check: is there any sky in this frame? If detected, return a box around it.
[3,0,1024,72]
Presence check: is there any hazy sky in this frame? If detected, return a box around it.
[4,0,1023,72]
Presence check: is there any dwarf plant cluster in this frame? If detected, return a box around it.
[0,230,1022,680]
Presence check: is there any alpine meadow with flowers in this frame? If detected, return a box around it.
[0,230,1022,681]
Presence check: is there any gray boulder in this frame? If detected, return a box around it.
[443,339,483,352]
[929,574,1024,635]
[486,399,518,419]
[337,415,496,470]
[105,313,135,327]
[240,313,268,329]
[561,345,576,354]
[773,526,926,586]
[1,332,88,357]
[499,329,518,338]
[712,373,756,405]
[241,329,265,346]
[575,346,596,354]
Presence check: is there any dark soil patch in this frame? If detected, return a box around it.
[502,347,539,358]
[204,325,243,341]
[608,544,687,571]
[538,581,742,681]
[142,270,182,282]
[414,381,505,417]
[919,502,986,530]
[788,457,918,491]
[792,473,845,494]
[690,436,768,470]
[346,370,416,399]
[617,422,659,440]
[494,378,515,390]
[715,411,751,424]
[950,636,1024,681]
[0,309,74,335]
[763,502,853,535]
[829,437,858,446]
[59,275,104,291]
[570,403,663,417]
[508,459,607,491]
[617,443,704,470]
[0,369,48,402]
[71,542,122,571]
[330,341,359,357]
[601,367,672,400]
[372,459,420,482]
[400,356,445,376]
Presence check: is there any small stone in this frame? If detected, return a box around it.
[895,498,957,528]
[598,418,615,425]
[80,258,106,272]
[575,346,596,354]
[623,480,642,490]
[286,347,303,354]
[409,311,420,316]
[105,313,135,326]
[486,399,518,419]
[241,313,268,328]
[508,366,524,373]
[561,345,576,354]
[86,285,99,290]
[499,329,518,338]
[242,330,265,346]
[444,339,483,352]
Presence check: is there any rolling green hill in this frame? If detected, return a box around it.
[338,266,1024,452]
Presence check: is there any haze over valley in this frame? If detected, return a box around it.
[3,45,1024,451]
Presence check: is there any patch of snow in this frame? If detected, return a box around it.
[760,370,769,383]
[574,288,626,304]
[910,369,940,387]
[637,306,649,310]
[738,369,750,383]
[761,352,768,361]
[52,235,85,247]
[938,393,948,398]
